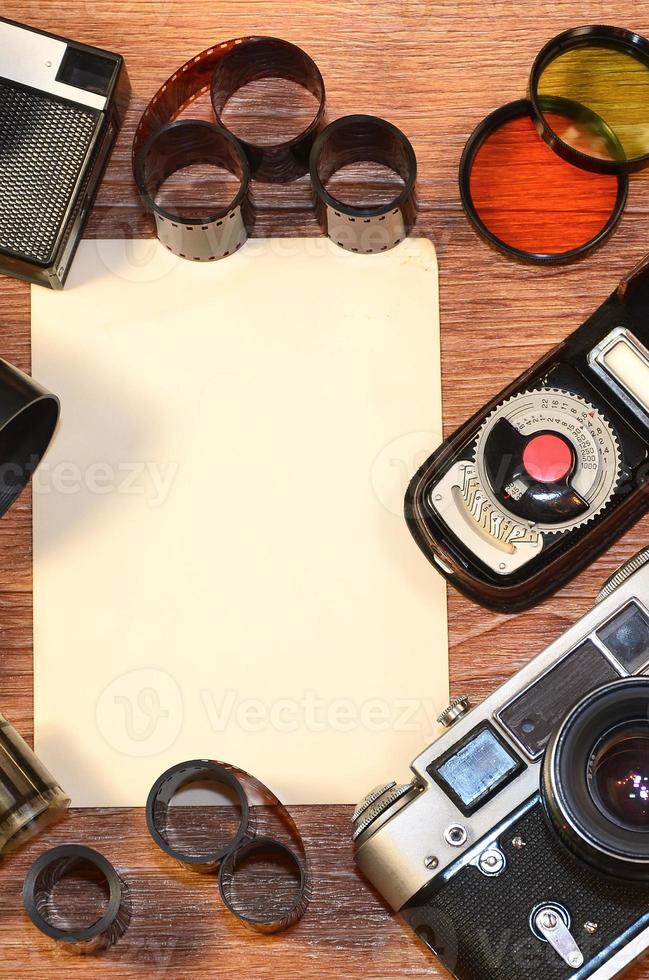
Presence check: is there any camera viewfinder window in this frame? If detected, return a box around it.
[57,47,115,97]
[428,723,525,816]
[598,601,649,673]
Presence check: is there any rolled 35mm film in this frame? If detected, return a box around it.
[146,759,310,932]
[309,114,418,254]
[146,759,250,872]
[530,25,649,175]
[0,714,69,855]
[134,120,253,261]
[0,358,59,516]
[210,36,326,183]
[23,845,131,954]
[218,836,309,934]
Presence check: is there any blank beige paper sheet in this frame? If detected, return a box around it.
[31,237,447,806]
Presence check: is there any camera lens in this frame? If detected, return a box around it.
[542,678,649,881]
[588,723,649,832]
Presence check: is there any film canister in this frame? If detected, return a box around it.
[0,713,69,855]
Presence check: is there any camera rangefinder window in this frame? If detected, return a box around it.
[597,601,649,673]
[498,640,619,758]
[588,721,649,832]
[429,723,524,816]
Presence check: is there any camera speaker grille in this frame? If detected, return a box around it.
[0,80,98,264]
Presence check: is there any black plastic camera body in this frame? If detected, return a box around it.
[353,549,649,980]
[401,796,649,980]
[0,17,130,288]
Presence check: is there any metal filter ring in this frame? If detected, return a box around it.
[529,25,649,175]
[458,97,627,264]
[309,114,418,254]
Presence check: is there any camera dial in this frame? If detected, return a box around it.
[352,781,421,844]
[437,696,471,728]
[543,677,649,881]
[596,546,649,603]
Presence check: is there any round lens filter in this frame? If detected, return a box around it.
[459,98,627,263]
[530,26,649,174]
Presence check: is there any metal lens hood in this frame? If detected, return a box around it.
[543,677,649,881]
[0,358,58,517]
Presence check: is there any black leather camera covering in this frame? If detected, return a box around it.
[401,798,649,980]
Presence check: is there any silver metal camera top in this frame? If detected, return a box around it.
[351,782,420,843]
[596,547,649,603]
[437,696,471,728]
[353,547,649,912]
[0,21,108,111]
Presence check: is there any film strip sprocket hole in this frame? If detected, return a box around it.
[146,759,311,933]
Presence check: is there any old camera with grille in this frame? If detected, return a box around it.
[0,17,129,288]
[353,548,649,980]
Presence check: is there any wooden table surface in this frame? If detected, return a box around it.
[3,0,649,976]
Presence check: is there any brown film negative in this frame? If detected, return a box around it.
[309,114,418,253]
[146,759,310,933]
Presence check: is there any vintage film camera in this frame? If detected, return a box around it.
[353,548,649,980]
[406,255,649,612]
[0,17,129,288]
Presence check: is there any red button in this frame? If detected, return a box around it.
[523,433,573,483]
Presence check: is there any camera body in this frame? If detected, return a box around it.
[353,550,649,980]
[405,257,649,612]
[0,17,130,288]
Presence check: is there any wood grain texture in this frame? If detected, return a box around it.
[2,0,649,976]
